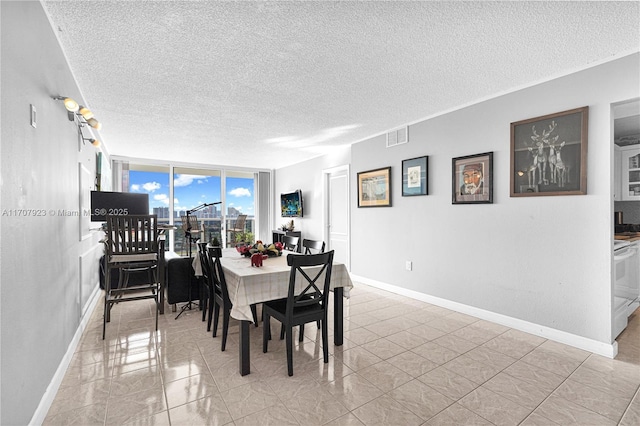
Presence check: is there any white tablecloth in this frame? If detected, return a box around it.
[198,248,353,322]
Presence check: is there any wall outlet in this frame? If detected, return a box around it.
[405,261,412,271]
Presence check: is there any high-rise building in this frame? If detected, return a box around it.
[153,207,169,218]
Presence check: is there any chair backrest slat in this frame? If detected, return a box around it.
[282,235,300,252]
[207,246,231,304]
[302,239,325,255]
[285,251,334,318]
[197,242,210,282]
[234,215,247,230]
[106,214,158,256]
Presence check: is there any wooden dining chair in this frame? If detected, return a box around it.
[302,239,325,254]
[102,214,161,340]
[282,235,299,252]
[262,251,334,376]
[207,247,258,351]
[228,214,247,244]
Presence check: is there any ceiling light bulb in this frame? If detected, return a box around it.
[79,106,94,120]
[63,97,79,112]
[90,138,100,147]
[87,118,102,130]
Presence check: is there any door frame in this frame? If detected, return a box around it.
[323,164,351,271]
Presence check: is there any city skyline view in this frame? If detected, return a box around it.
[129,171,255,218]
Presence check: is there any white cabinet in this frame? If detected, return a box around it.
[621,146,640,200]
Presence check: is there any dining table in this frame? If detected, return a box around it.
[194,247,353,376]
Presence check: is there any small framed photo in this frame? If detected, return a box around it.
[402,156,428,196]
[510,106,588,197]
[357,166,392,207]
[452,152,494,204]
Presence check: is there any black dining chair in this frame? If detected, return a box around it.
[197,242,215,330]
[302,239,325,255]
[262,250,334,376]
[207,247,258,351]
[282,235,300,252]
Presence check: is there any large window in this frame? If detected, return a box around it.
[173,167,222,254]
[116,160,266,254]
[225,170,255,247]
[127,164,173,247]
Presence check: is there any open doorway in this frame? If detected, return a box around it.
[612,99,640,358]
[323,165,350,270]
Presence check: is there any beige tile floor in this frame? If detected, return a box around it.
[44,283,640,425]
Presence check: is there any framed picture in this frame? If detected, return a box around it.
[510,106,588,197]
[402,156,428,196]
[452,152,494,204]
[357,166,392,207]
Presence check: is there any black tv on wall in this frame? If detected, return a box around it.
[280,189,303,217]
[91,191,150,222]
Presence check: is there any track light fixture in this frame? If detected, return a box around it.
[82,136,101,147]
[86,117,102,130]
[52,96,79,112]
[52,95,102,147]
[78,106,94,120]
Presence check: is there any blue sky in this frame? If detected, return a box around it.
[129,171,254,216]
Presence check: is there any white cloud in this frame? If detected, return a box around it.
[229,187,251,197]
[174,174,208,187]
[154,194,169,205]
[141,181,161,192]
[130,184,140,191]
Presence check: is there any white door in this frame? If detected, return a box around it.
[324,166,350,269]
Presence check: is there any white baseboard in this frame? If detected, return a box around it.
[350,274,618,359]
[29,285,101,426]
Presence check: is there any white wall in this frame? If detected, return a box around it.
[274,146,351,241]
[277,53,640,355]
[1,2,105,424]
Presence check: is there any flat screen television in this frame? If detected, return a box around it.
[91,191,150,222]
[280,190,303,217]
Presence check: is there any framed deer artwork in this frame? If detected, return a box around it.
[510,106,588,197]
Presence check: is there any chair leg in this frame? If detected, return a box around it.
[206,292,214,332]
[212,301,220,337]
[251,304,259,327]
[285,325,294,376]
[262,311,270,353]
[102,291,108,340]
[299,324,305,342]
[201,292,208,322]
[221,306,230,351]
[103,267,111,340]
[322,319,329,363]
[155,294,159,332]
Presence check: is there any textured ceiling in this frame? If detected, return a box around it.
[41,1,639,169]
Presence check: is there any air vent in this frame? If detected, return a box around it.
[386,126,408,148]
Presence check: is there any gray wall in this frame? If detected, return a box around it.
[1,2,105,424]
[278,53,640,350]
